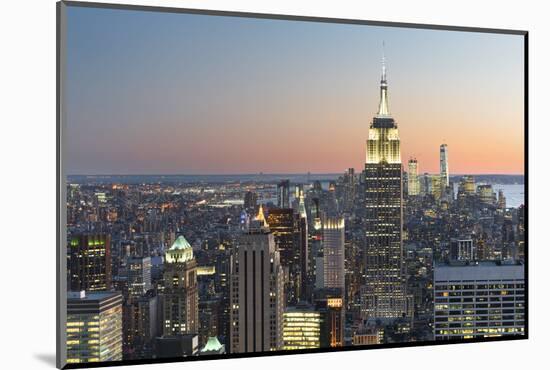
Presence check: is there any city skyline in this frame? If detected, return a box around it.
[62,5,526,365]
[66,7,524,176]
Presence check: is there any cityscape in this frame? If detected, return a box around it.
[65,56,525,364]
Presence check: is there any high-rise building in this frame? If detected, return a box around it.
[361,53,411,320]
[283,302,321,350]
[407,158,420,196]
[161,235,199,336]
[434,262,525,340]
[66,291,123,364]
[428,174,442,200]
[314,290,345,348]
[277,180,290,209]
[440,144,449,187]
[123,293,158,360]
[459,176,476,194]
[69,234,112,292]
[127,256,152,299]
[297,191,309,299]
[229,217,285,353]
[267,205,308,303]
[322,217,345,290]
[243,191,258,211]
[477,184,497,205]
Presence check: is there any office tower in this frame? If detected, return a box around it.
[459,176,476,194]
[434,262,525,340]
[457,176,476,209]
[282,302,321,350]
[69,234,112,292]
[66,291,123,364]
[297,190,309,299]
[407,158,420,196]
[267,209,299,268]
[477,184,497,205]
[277,179,290,209]
[229,217,285,353]
[450,238,475,261]
[123,293,158,360]
[440,144,449,187]
[341,168,357,213]
[498,189,507,209]
[428,174,442,200]
[314,290,345,348]
[361,54,411,320]
[267,206,307,303]
[322,217,345,290]
[161,235,199,336]
[127,256,152,299]
[243,191,258,211]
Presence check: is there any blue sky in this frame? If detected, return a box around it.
[65,5,524,175]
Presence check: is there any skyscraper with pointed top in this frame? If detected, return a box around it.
[361,51,411,321]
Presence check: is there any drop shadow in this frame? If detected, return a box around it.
[34,353,56,367]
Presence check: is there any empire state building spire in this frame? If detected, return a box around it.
[377,46,390,117]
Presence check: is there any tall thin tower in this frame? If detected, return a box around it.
[440,144,449,187]
[408,158,420,196]
[361,50,411,321]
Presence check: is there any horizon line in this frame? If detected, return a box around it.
[66,172,525,177]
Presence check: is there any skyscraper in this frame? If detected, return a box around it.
[243,191,258,211]
[266,207,303,303]
[66,291,123,364]
[229,215,285,353]
[322,217,345,290]
[69,234,112,292]
[314,290,345,348]
[161,235,199,336]
[127,256,152,299]
[361,53,411,321]
[123,293,158,360]
[440,144,449,187]
[277,180,290,209]
[407,158,420,196]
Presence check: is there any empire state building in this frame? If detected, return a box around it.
[361,55,411,321]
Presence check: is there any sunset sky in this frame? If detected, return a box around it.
[65,6,524,175]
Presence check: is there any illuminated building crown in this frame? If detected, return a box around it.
[165,235,194,263]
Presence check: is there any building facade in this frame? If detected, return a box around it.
[283,302,321,350]
[440,144,449,187]
[322,217,345,290]
[434,262,525,340]
[127,256,152,299]
[66,291,123,364]
[361,56,411,321]
[407,158,420,196]
[69,234,112,292]
[229,221,285,353]
[161,235,199,336]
